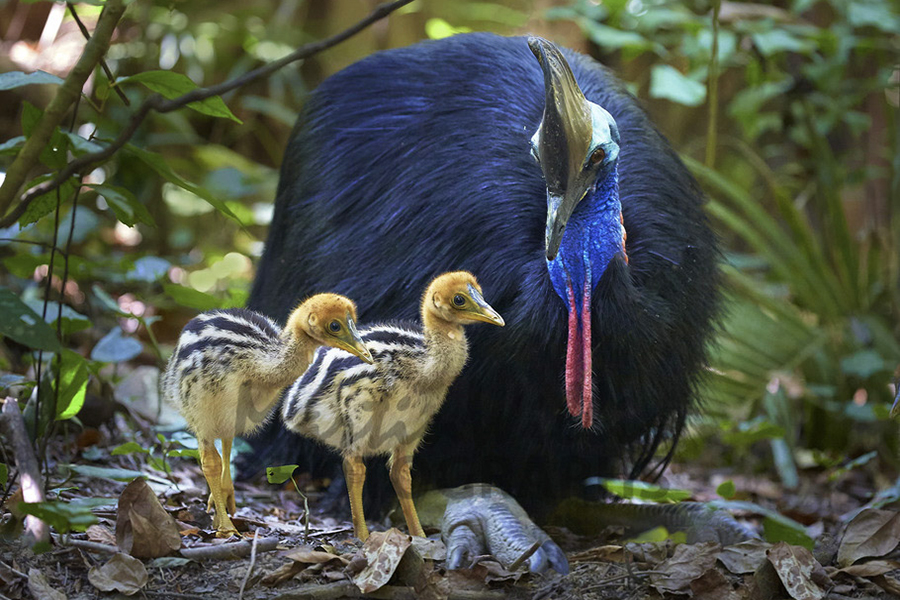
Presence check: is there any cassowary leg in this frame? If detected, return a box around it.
[389,449,425,538]
[438,484,568,574]
[220,437,236,515]
[199,438,238,537]
[343,455,369,541]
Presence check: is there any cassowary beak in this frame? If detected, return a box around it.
[337,316,374,364]
[528,36,595,261]
[464,284,505,326]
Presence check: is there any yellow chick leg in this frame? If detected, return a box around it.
[220,437,236,515]
[343,456,369,541]
[199,438,238,537]
[389,449,425,537]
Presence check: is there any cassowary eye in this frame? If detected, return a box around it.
[453,294,466,307]
[329,320,342,333]
[590,148,606,165]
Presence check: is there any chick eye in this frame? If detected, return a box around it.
[452,294,466,307]
[328,320,342,333]
[590,148,606,166]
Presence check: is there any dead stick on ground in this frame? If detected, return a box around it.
[52,534,117,554]
[179,536,279,561]
[508,540,541,571]
[238,530,260,600]
[0,397,49,545]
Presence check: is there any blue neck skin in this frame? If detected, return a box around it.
[546,166,624,313]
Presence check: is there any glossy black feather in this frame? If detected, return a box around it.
[244,33,720,516]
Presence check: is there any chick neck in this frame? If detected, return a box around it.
[420,302,469,386]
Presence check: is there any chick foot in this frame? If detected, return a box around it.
[440,484,568,574]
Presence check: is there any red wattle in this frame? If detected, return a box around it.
[581,260,593,429]
[565,280,582,418]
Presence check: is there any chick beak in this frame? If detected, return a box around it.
[465,284,505,327]
[339,316,374,364]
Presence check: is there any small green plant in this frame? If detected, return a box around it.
[266,464,310,537]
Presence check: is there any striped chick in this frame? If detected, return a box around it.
[162,295,373,537]
[282,272,504,540]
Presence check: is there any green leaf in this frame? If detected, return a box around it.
[579,19,654,51]
[18,499,99,533]
[717,480,737,500]
[127,256,170,282]
[92,285,128,315]
[22,101,41,138]
[166,448,200,459]
[117,71,242,123]
[40,128,69,170]
[54,349,89,420]
[164,284,221,311]
[848,3,900,33]
[649,65,706,106]
[88,183,156,227]
[64,464,145,482]
[124,145,244,225]
[751,29,815,56]
[597,478,692,503]
[763,515,814,550]
[0,288,61,351]
[0,70,64,91]
[266,464,299,485]
[0,463,7,488]
[0,136,26,155]
[840,349,888,379]
[23,300,91,335]
[112,441,150,456]
[19,175,79,227]
[91,327,143,363]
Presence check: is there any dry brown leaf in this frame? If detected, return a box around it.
[87,553,148,596]
[353,528,413,593]
[86,524,116,546]
[837,559,900,577]
[690,568,743,600]
[766,542,827,600]
[649,542,720,595]
[116,478,181,558]
[283,549,351,565]
[411,536,446,561]
[837,509,900,567]
[569,544,626,563]
[717,539,771,574]
[261,562,304,587]
[27,568,67,600]
[873,571,900,596]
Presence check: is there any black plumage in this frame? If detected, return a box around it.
[246,33,719,517]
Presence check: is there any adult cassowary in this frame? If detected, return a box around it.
[246,33,721,568]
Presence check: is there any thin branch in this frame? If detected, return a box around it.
[238,530,260,600]
[0,397,49,545]
[0,0,126,217]
[0,0,413,229]
[67,3,130,106]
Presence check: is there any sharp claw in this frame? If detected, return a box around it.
[541,540,570,574]
[445,523,483,570]
[526,547,548,574]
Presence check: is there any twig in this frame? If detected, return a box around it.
[0,397,49,545]
[179,536,279,561]
[238,530,260,600]
[0,0,126,217]
[0,0,414,229]
[507,540,541,572]
[52,534,117,554]
[307,526,354,538]
[67,3,130,106]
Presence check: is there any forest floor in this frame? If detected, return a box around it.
[2,368,900,600]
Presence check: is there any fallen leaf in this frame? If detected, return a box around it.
[836,509,900,567]
[471,559,526,584]
[283,549,351,565]
[86,524,116,546]
[27,568,67,600]
[353,528,412,593]
[569,544,626,563]
[766,542,827,600]
[411,536,446,561]
[690,568,743,600]
[649,542,720,595]
[116,478,181,558]
[873,571,900,596]
[837,559,900,577]
[87,553,148,596]
[261,562,304,587]
[717,539,771,574]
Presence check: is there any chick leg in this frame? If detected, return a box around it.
[389,449,425,537]
[343,455,369,541]
[220,437,236,515]
[199,438,238,537]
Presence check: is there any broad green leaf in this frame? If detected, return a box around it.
[763,515,814,550]
[23,300,91,335]
[0,288,61,351]
[125,145,244,225]
[91,326,143,363]
[580,19,654,51]
[64,464,145,482]
[848,3,900,33]
[112,441,150,456]
[21,101,41,138]
[92,285,128,315]
[598,478,692,503]
[63,132,105,155]
[19,175,79,227]
[40,128,69,170]
[88,183,156,227]
[117,71,242,123]
[164,284,221,311]
[266,464,299,485]
[0,70,64,90]
[649,65,706,106]
[0,136,25,155]
[751,30,815,56]
[54,349,89,420]
[0,374,27,390]
[166,448,200,459]
[127,256,170,282]
[840,350,888,379]
[18,499,99,533]
[717,480,737,499]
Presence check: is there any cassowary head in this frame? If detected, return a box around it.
[527,37,627,430]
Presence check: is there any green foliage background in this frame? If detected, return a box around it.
[0,0,898,493]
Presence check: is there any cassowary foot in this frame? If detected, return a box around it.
[439,484,568,575]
